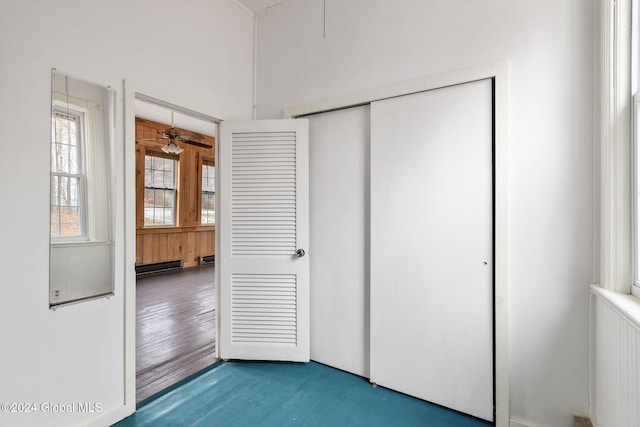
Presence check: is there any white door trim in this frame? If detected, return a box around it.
[121,80,225,420]
[284,62,509,427]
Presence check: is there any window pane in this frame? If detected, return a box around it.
[50,174,82,238]
[153,169,164,188]
[163,170,174,188]
[144,154,177,226]
[201,164,215,224]
[68,177,79,206]
[52,113,79,174]
[51,207,61,237]
[162,189,170,206]
[51,175,60,205]
[60,207,80,236]
[68,145,78,174]
[161,189,171,208]
[143,188,154,208]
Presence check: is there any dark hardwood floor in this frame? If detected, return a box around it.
[136,265,217,403]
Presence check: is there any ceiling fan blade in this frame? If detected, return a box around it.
[182,133,205,140]
[181,138,213,149]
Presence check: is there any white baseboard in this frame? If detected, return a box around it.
[510,419,538,427]
[79,404,134,427]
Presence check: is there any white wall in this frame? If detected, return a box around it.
[0,1,254,426]
[254,1,595,426]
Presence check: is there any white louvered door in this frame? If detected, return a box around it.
[218,119,309,362]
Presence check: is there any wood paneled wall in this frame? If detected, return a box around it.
[135,117,215,268]
[136,227,214,267]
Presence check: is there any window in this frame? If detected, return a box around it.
[144,153,177,226]
[202,160,215,224]
[51,108,85,239]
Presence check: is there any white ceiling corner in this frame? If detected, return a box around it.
[236,0,290,15]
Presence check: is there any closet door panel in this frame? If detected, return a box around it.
[308,105,370,377]
[370,79,494,421]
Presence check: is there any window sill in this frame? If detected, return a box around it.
[591,284,640,330]
[51,240,113,247]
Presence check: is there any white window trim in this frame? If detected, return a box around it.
[632,0,640,298]
[600,0,633,295]
[634,92,640,297]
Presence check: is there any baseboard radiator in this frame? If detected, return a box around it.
[135,260,183,277]
[200,255,215,265]
[592,287,640,427]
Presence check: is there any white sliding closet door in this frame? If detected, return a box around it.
[308,106,370,377]
[370,79,494,421]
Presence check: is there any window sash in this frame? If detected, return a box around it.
[201,163,215,225]
[144,154,177,226]
[51,107,87,241]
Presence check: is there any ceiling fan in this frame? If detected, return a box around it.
[137,112,213,154]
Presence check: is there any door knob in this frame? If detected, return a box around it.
[296,249,306,258]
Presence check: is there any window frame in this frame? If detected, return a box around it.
[143,150,178,227]
[632,0,640,298]
[50,104,88,242]
[600,0,633,295]
[633,92,640,297]
[201,158,216,225]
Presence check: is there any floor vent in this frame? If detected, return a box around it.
[136,260,183,277]
[200,255,215,265]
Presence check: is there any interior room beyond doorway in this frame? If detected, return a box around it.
[134,101,218,403]
[136,265,216,402]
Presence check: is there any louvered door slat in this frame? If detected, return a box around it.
[231,131,297,256]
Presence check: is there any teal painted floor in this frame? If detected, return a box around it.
[114,361,492,427]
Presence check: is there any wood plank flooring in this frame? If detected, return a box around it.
[136,265,217,403]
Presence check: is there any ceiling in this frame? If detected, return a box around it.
[237,0,289,15]
[134,0,292,132]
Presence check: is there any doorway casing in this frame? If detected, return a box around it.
[123,81,224,419]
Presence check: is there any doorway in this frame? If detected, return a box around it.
[133,98,219,402]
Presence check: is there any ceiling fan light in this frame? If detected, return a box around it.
[161,140,183,154]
